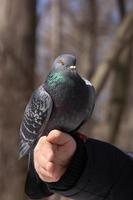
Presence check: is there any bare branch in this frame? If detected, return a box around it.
[109,40,133,143]
[91,12,133,97]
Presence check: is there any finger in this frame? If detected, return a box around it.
[38,172,59,182]
[34,160,54,182]
[45,161,55,174]
[34,150,55,172]
[35,136,47,150]
[38,165,61,182]
[47,129,72,145]
[34,140,55,162]
[38,170,55,182]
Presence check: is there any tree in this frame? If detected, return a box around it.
[51,0,62,59]
[91,12,133,97]
[79,0,98,79]
[109,44,133,143]
[0,0,36,200]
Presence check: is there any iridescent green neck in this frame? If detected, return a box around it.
[47,71,65,87]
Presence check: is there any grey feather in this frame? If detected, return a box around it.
[19,85,53,158]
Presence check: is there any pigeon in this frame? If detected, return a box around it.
[19,54,95,159]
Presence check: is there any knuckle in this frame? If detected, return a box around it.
[49,129,62,137]
[47,162,54,172]
[34,137,47,153]
[39,136,46,144]
[38,166,46,178]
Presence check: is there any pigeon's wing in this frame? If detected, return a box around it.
[82,77,95,118]
[19,85,53,158]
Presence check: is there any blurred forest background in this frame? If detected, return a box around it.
[0,0,133,200]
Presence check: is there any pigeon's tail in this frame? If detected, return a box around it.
[19,139,30,159]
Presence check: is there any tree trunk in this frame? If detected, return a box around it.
[91,12,133,97]
[88,0,98,78]
[51,0,62,59]
[0,1,36,200]
[109,42,133,143]
[79,0,97,79]
[117,0,126,20]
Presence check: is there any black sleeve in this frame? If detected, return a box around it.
[47,138,133,200]
[25,137,133,200]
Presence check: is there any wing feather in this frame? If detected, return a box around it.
[19,85,53,158]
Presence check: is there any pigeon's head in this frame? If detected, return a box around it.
[52,54,77,71]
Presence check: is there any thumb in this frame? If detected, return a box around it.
[46,129,73,145]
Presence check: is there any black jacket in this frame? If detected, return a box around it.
[25,135,133,200]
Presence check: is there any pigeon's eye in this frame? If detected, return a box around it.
[58,59,64,65]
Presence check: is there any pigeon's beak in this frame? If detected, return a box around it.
[69,66,76,69]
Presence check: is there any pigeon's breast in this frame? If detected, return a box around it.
[45,72,90,132]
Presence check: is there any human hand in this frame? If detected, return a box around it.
[34,130,77,182]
